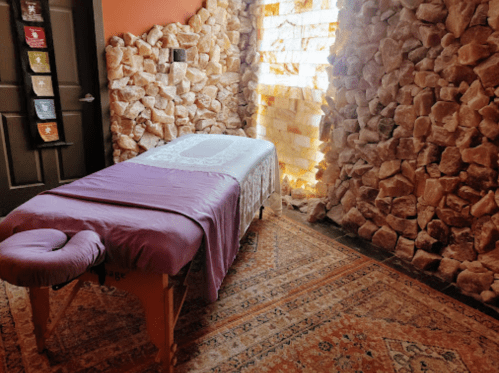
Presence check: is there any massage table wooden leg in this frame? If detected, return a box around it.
[80,269,177,372]
[29,287,50,353]
[28,269,179,372]
[157,275,176,372]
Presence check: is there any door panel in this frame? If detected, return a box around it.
[0,0,105,216]
[0,3,17,82]
[59,112,86,180]
[51,5,79,85]
[2,114,43,186]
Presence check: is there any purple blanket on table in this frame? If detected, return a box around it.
[41,162,241,302]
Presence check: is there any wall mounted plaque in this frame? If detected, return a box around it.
[28,51,50,72]
[34,99,56,119]
[21,0,43,22]
[37,122,59,142]
[31,76,54,96]
[24,26,47,48]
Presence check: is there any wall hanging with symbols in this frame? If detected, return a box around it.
[10,0,70,148]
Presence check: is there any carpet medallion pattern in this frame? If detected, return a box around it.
[0,214,498,372]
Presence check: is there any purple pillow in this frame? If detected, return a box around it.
[0,229,105,287]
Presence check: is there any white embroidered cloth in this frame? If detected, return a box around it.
[128,134,282,237]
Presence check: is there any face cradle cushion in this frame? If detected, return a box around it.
[0,229,105,287]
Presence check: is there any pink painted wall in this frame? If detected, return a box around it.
[102,0,205,43]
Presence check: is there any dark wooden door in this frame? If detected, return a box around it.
[0,0,106,216]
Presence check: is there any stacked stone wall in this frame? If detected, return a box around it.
[105,0,258,163]
[320,0,499,303]
[253,0,336,188]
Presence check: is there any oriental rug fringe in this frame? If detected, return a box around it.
[1,214,499,372]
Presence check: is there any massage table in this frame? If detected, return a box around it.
[0,134,281,372]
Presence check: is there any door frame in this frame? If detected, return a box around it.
[75,0,112,171]
[91,0,112,169]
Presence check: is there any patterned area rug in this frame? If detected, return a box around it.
[1,214,499,372]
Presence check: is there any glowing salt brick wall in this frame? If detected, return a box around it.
[254,0,339,189]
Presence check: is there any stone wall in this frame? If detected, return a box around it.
[320,0,499,303]
[257,84,324,189]
[105,0,258,163]
[253,0,337,189]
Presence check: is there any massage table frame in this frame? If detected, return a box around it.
[28,205,266,373]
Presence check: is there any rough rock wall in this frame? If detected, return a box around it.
[105,0,259,163]
[321,0,499,303]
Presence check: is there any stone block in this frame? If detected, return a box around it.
[415,230,438,252]
[133,71,156,86]
[117,134,139,152]
[442,242,477,262]
[358,220,379,241]
[479,103,499,121]
[472,190,498,217]
[436,207,473,228]
[106,46,123,69]
[357,201,387,227]
[400,160,416,184]
[423,178,444,207]
[474,217,499,253]
[147,25,163,46]
[446,1,476,37]
[461,80,490,111]
[479,247,499,273]
[412,249,441,270]
[307,199,326,223]
[413,117,431,138]
[442,64,477,85]
[138,131,160,150]
[428,125,457,147]
[458,104,482,128]
[427,219,449,245]
[439,86,460,101]
[456,269,494,294]
[384,195,414,220]
[379,174,414,198]
[119,86,146,102]
[380,38,402,73]
[377,138,398,162]
[437,258,460,283]
[416,3,447,22]
[439,177,459,194]
[430,101,459,125]
[379,160,401,180]
[419,24,445,48]
[414,71,440,88]
[371,226,398,251]
[386,215,418,239]
[396,138,417,160]
[461,143,498,168]
[458,43,492,65]
[474,53,499,87]
[327,204,345,226]
[136,39,152,56]
[466,163,497,190]
[169,62,187,85]
[394,237,415,261]
[439,147,462,175]
[489,0,499,30]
